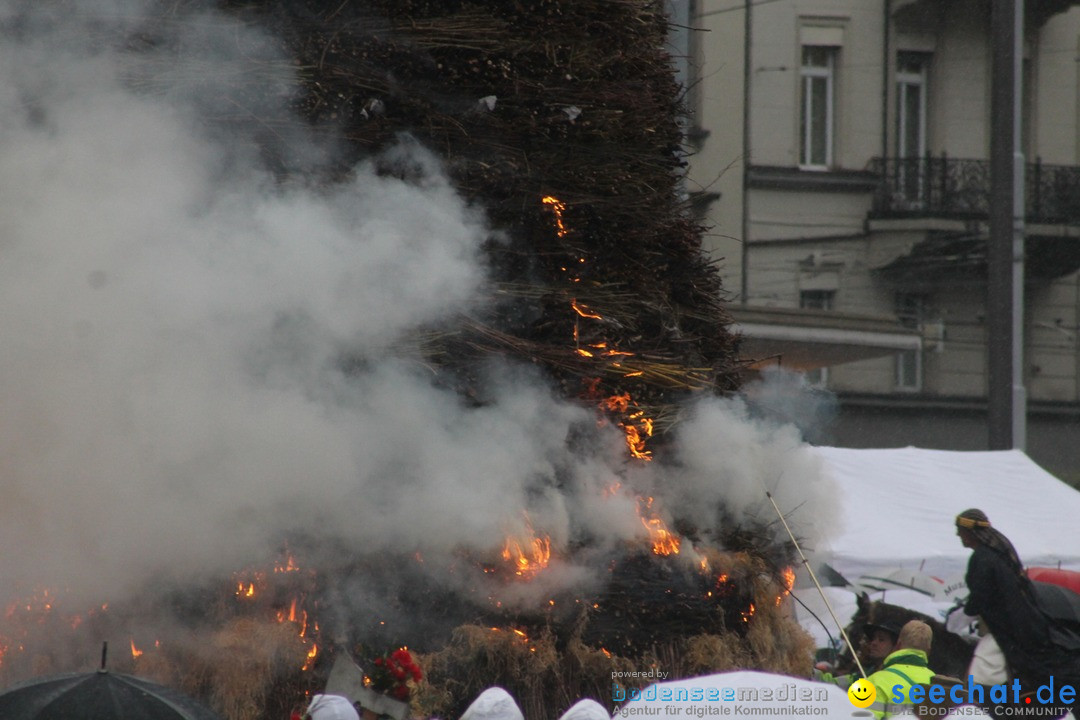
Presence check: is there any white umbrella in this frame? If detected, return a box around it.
[856,567,947,598]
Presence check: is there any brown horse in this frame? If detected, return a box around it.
[830,593,976,679]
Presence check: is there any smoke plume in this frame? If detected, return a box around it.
[0,0,835,619]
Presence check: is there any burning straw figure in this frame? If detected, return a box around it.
[956,508,1080,711]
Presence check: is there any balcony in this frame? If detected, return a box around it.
[869,155,1080,225]
[868,156,1080,284]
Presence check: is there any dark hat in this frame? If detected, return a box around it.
[863,621,902,640]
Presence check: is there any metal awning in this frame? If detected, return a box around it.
[730,306,922,372]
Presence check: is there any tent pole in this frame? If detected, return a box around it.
[765,490,867,678]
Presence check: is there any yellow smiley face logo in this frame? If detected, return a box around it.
[847,678,876,708]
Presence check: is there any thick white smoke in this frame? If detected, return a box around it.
[0,1,835,611]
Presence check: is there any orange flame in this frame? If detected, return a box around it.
[637,497,680,555]
[599,393,653,461]
[603,392,630,413]
[622,415,653,461]
[130,639,143,659]
[502,535,552,577]
[302,643,318,671]
[776,566,796,606]
[501,513,553,578]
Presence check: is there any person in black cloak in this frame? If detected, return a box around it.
[957,508,1080,713]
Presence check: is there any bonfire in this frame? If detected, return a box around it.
[0,1,819,719]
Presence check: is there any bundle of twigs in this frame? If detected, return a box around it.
[167,0,746,439]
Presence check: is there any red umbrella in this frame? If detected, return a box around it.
[1028,567,1080,596]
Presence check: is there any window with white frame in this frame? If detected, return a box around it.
[896,52,930,204]
[800,46,836,169]
[800,289,835,385]
[895,292,926,391]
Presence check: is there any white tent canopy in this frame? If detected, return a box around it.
[810,446,1080,584]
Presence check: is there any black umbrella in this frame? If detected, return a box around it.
[0,668,223,720]
[1034,579,1080,628]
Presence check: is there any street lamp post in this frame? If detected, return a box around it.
[988,0,1026,450]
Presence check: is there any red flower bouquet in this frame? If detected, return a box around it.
[366,647,423,702]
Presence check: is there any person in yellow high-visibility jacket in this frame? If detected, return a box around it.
[866,620,936,718]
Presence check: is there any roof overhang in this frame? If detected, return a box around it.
[892,0,1080,28]
[730,306,922,372]
[871,230,1080,286]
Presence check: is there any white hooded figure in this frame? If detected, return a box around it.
[557,699,610,720]
[307,694,361,720]
[460,687,525,720]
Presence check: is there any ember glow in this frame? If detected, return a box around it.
[546,196,658,464]
[489,626,537,653]
[541,195,569,238]
[570,300,602,320]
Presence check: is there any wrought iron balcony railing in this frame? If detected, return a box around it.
[870,155,1080,225]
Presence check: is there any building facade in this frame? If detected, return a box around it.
[680,0,1080,481]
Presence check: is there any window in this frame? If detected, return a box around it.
[895,292,926,391]
[800,289,835,312]
[896,52,930,203]
[800,46,836,169]
[801,290,836,385]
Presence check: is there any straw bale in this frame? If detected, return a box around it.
[680,633,751,673]
[418,624,560,720]
[141,616,314,720]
